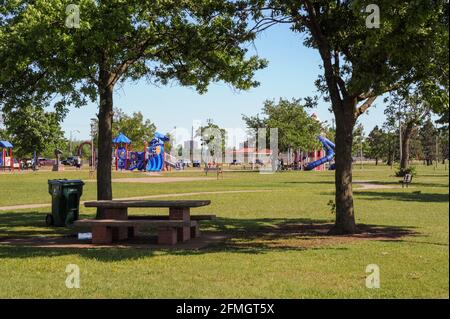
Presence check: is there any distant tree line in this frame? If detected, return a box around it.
[363,117,447,166]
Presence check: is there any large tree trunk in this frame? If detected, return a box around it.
[97,69,114,207]
[330,99,358,234]
[400,122,414,170]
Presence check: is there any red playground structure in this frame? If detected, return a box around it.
[113,132,132,170]
[0,140,19,172]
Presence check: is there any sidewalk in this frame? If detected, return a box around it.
[0,189,270,211]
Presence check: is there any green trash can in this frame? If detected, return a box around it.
[46,179,85,227]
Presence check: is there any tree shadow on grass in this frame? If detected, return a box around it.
[0,211,421,261]
[192,218,419,254]
[358,180,449,188]
[0,211,96,237]
[283,181,335,186]
[320,189,449,203]
[354,191,449,203]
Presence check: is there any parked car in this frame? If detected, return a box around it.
[38,158,54,166]
[181,159,192,167]
[62,156,75,166]
[62,156,82,167]
[20,158,33,170]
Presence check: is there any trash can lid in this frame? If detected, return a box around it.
[48,179,85,185]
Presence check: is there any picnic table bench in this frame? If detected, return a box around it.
[74,200,212,245]
[204,164,223,179]
[399,174,413,188]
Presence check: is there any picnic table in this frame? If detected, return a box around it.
[399,174,413,188]
[74,200,214,245]
[204,164,224,179]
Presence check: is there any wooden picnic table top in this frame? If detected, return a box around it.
[84,199,211,209]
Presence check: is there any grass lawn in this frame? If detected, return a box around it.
[0,165,448,298]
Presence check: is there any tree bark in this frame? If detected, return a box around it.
[387,152,393,166]
[400,122,414,170]
[96,68,114,206]
[330,99,358,234]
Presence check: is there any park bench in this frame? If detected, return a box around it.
[76,200,211,245]
[399,174,413,188]
[204,164,223,179]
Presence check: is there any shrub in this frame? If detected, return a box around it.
[395,166,417,177]
[327,200,336,214]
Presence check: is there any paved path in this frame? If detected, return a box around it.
[0,190,270,211]
[84,176,213,183]
[353,180,401,190]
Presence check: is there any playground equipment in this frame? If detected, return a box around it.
[305,136,336,171]
[0,140,19,172]
[113,132,132,170]
[128,151,146,171]
[125,132,177,172]
[146,132,173,171]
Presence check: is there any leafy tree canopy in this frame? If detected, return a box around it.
[242,98,322,152]
[112,108,156,151]
[0,0,267,112]
[2,104,66,158]
[366,125,387,164]
[196,119,226,159]
[247,0,448,116]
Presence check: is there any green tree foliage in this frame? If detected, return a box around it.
[352,123,367,158]
[164,132,173,154]
[113,108,156,151]
[384,91,430,169]
[366,126,385,165]
[2,104,65,158]
[176,144,183,157]
[0,1,266,200]
[242,98,321,152]
[420,117,439,165]
[196,119,226,161]
[0,129,7,140]
[0,113,7,140]
[438,128,449,162]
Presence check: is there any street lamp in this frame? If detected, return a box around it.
[69,129,80,154]
[90,118,97,170]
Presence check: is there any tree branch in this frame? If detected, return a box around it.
[301,0,343,107]
[355,96,377,118]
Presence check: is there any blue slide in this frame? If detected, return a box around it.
[305,136,336,171]
[146,132,170,171]
[128,152,146,171]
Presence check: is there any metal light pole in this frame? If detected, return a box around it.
[90,118,96,174]
[360,129,364,169]
[190,125,194,164]
[398,103,403,167]
[69,129,80,154]
[435,125,439,170]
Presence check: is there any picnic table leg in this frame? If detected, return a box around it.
[190,223,200,238]
[157,227,177,245]
[91,226,112,244]
[96,207,128,241]
[169,207,191,242]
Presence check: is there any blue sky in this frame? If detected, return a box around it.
[62,23,388,143]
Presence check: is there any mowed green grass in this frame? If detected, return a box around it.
[0,165,448,298]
